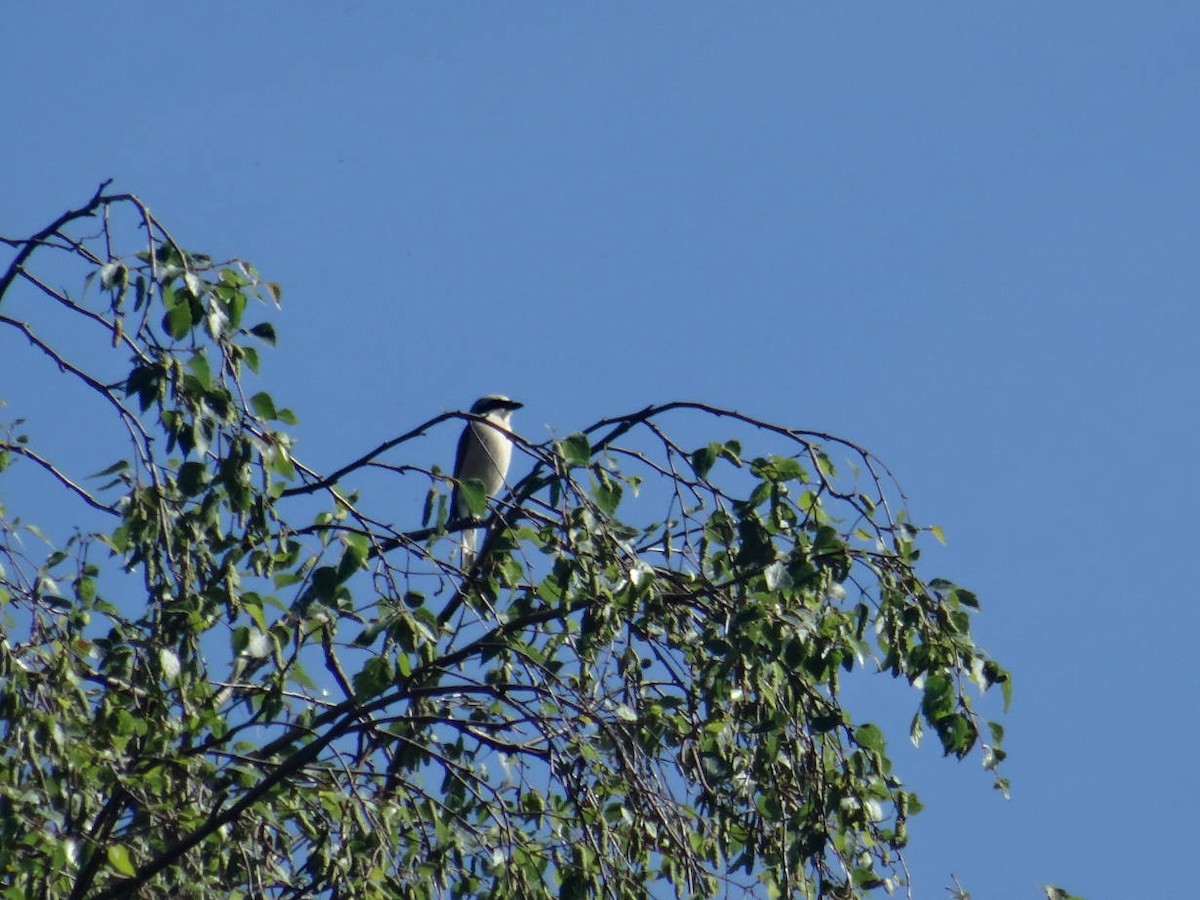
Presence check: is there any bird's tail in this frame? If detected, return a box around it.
[460,528,478,569]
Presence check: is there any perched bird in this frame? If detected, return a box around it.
[450,395,523,566]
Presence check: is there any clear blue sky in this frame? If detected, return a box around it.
[4,4,1198,897]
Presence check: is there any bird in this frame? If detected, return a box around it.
[449,394,523,566]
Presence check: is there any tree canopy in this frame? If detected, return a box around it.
[0,186,1031,898]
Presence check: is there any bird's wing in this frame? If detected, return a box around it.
[449,418,476,520]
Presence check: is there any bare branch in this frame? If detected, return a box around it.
[0,443,120,516]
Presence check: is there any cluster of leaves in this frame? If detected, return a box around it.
[0,186,1015,899]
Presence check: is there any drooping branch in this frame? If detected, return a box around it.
[0,442,119,516]
[0,188,1012,899]
[0,180,114,300]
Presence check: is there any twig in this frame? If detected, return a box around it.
[0,443,120,516]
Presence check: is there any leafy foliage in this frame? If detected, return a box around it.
[0,186,1025,898]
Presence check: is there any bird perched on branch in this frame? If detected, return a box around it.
[450,394,523,566]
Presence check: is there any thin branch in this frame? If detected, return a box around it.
[0,179,113,302]
[279,410,464,499]
[15,266,150,363]
[0,443,120,516]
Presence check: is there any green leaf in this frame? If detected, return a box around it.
[342,530,370,560]
[249,322,277,345]
[286,663,318,691]
[74,576,96,603]
[269,446,296,480]
[311,566,341,602]
[225,287,248,328]
[242,593,267,633]
[353,655,394,698]
[187,351,212,389]
[936,712,978,759]
[107,844,136,876]
[983,661,1013,711]
[178,461,207,496]
[250,391,278,420]
[163,300,192,339]
[336,543,366,582]
[773,457,808,481]
[353,619,388,647]
[734,511,775,568]
[813,449,836,478]
[921,674,954,721]
[560,433,591,467]
[497,553,524,586]
[242,345,260,373]
[810,712,844,733]
[395,650,412,677]
[854,722,885,754]
[88,459,129,479]
[750,455,807,482]
[456,479,488,517]
[690,444,718,479]
[853,866,885,889]
[593,472,622,516]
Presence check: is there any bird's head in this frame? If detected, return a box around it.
[470,394,523,422]
[469,395,523,427]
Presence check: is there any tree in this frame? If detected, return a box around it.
[0,185,1023,899]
